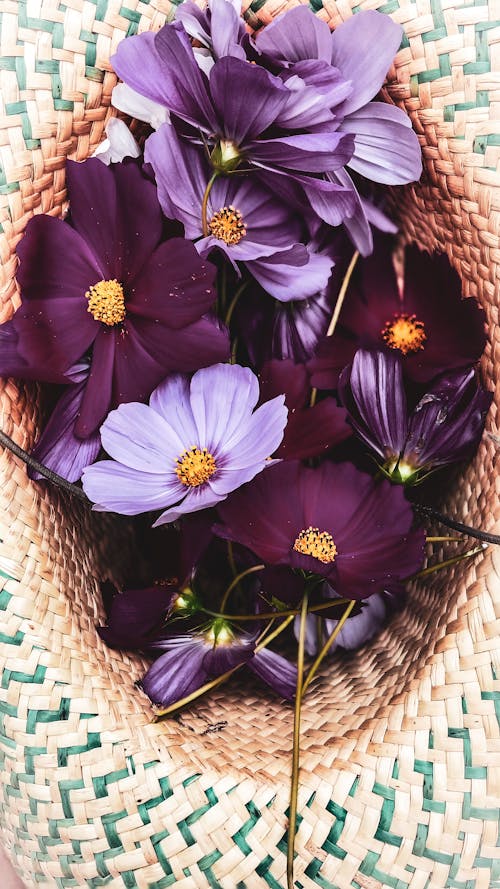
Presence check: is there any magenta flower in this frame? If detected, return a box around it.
[0,159,228,438]
[144,125,334,300]
[215,460,426,598]
[82,363,288,525]
[310,236,487,389]
[338,349,492,484]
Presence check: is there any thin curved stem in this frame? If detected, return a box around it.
[202,597,351,623]
[201,173,218,236]
[287,591,309,889]
[302,600,355,694]
[218,563,265,613]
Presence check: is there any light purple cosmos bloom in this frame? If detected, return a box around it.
[0,159,228,438]
[82,363,288,525]
[145,125,333,300]
[175,0,246,63]
[142,624,297,706]
[338,349,492,483]
[215,460,426,598]
[297,590,391,655]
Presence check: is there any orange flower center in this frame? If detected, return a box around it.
[86,279,126,326]
[293,526,337,564]
[176,446,217,487]
[209,206,247,246]
[381,313,426,356]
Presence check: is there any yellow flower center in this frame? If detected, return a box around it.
[175,446,217,487]
[293,526,337,564]
[85,279,126,326]
[208,206,247,246]
[381,313,426,356]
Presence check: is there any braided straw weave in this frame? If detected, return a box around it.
[0,0,499,886]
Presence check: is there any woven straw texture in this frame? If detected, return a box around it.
[0,0,499,887]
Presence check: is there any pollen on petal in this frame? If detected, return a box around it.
[381,313,426,356]
[293,526,337,564]
[86,279,126,326]
[175,446,217,487]
[209,205,247,246]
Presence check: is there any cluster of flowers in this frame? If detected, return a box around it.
[0,0,491,712]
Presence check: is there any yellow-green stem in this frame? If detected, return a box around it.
[201,173,218,236]
[408,544,486,580]
[287,591,309,889]
[309,250,359,407]
[225,281,248,327]
[202,597,351,623]
[219,563,265,613]
[303,599,356,694]
[426,536,462,542]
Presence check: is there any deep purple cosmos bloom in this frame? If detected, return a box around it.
[82,363,288,525]
[310,236,487,389]
[0,159,228,438]
[259,360,351,460]
[339,349,492,484]
[215,460,425,597]
[142,623,297,706]
[145,125,333,300]
[98,583,182,650]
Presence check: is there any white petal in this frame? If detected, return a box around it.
[111,83,169,130]
[93,118,141,164]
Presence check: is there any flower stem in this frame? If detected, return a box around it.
[287,591,309,889]
[152,615,294,720]
[201,173,218,236]
[0,429,88,501]
[218,563,265,613]
[309,250,359,407]
[407,543,487,580]
[426,536,462,542]
[225,280,248,327]
[302,599,355,695]
[413,502,500,546]
[201,598,351,623]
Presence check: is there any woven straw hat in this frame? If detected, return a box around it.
[0,1,499,887]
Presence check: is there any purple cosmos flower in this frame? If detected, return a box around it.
[215,460,425,597]
[82,363,288,525]
[29,362,101,482]
[0,159,228,438]
[297,589,394,655]
[144,125,333,300]
[142,622,297,706]
[338,349,492,484]
[175,0,246,62]
[309,235,487,389]
[111,19,357,225]
[259,359,351,460]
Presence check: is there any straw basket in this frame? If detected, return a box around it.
[0,1,499,887]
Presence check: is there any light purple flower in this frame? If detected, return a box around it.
[297,592,388,655]
[82,363,288,525]
[175,0,246,62]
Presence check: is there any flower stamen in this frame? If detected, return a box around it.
[381,313,426,355]
[209,206,247,246]
[176,446,217,487]
[86,279,126,327]
[293,526,337,564]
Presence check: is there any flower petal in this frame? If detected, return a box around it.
[83,460,184,515]
[149,375,199,446]
[248,245,333,302]
[254,6,333,64]
[99,401,184,471]
[153,483,223,526]
[111,83,169,130]
[75,330,115,437]
[210,56,288,143]
[341,103,422,185]
[140,638,208,706]
[189,363,260,451]
[248,648,297,700]
[93,118,141,164]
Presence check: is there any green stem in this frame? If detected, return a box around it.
[287,591,309,889]
[309,250,359,407]
[426,536,462,542]
[201,597,351,623]
[218,563,265,614]
[408,543,487,580]
[201,173,218,236]
[225,281,248,327]
[302,600,355,695]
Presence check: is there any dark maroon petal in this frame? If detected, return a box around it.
[140,637,209,706]
[259,359,309,410]
[127,239,216,329]
[338,349,408,461]
[30,377,101,482]
[0,320,69,383]
[308,333,357,390]
[214,462,304,563]
[98,585,177,650]
[248,648,297,700]
[210,56,288,143]
[110,322,169,409]
[75,330,115,437]
[259,566,305,606]
[130,315,230,373]
[17,213,104,296]
[277,398,352,461]
[66,158,164,283]
[13,296,97,375]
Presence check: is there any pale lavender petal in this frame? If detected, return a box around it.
[83,460,185,515]
[111,32,175,110]
[331,11,403,116]
[149,374,199,447]
[341,103,422,185]
[326,593,386,650]
[251,131,353,172]
[254,6,332,64]
[153,484,223,526]
[100,402,184,471]
[249,648,297,700]
[248,246,333,302]
[141,639,208,706]
[209,0,246,59]
[144,125,205,237]
[189,363,260,452]
[214,395,287,474]
[111,83,169,130]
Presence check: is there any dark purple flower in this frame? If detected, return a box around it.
[309,236,487,389]
[215,460,425,597]
[142,622,297,706]
[29,362,101,482]
[98,583,182,650]
[339,349,492,483]
[82,363,288,524]
[259,359,351,460]
[145,125,333,300]
[1,159,228,438]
